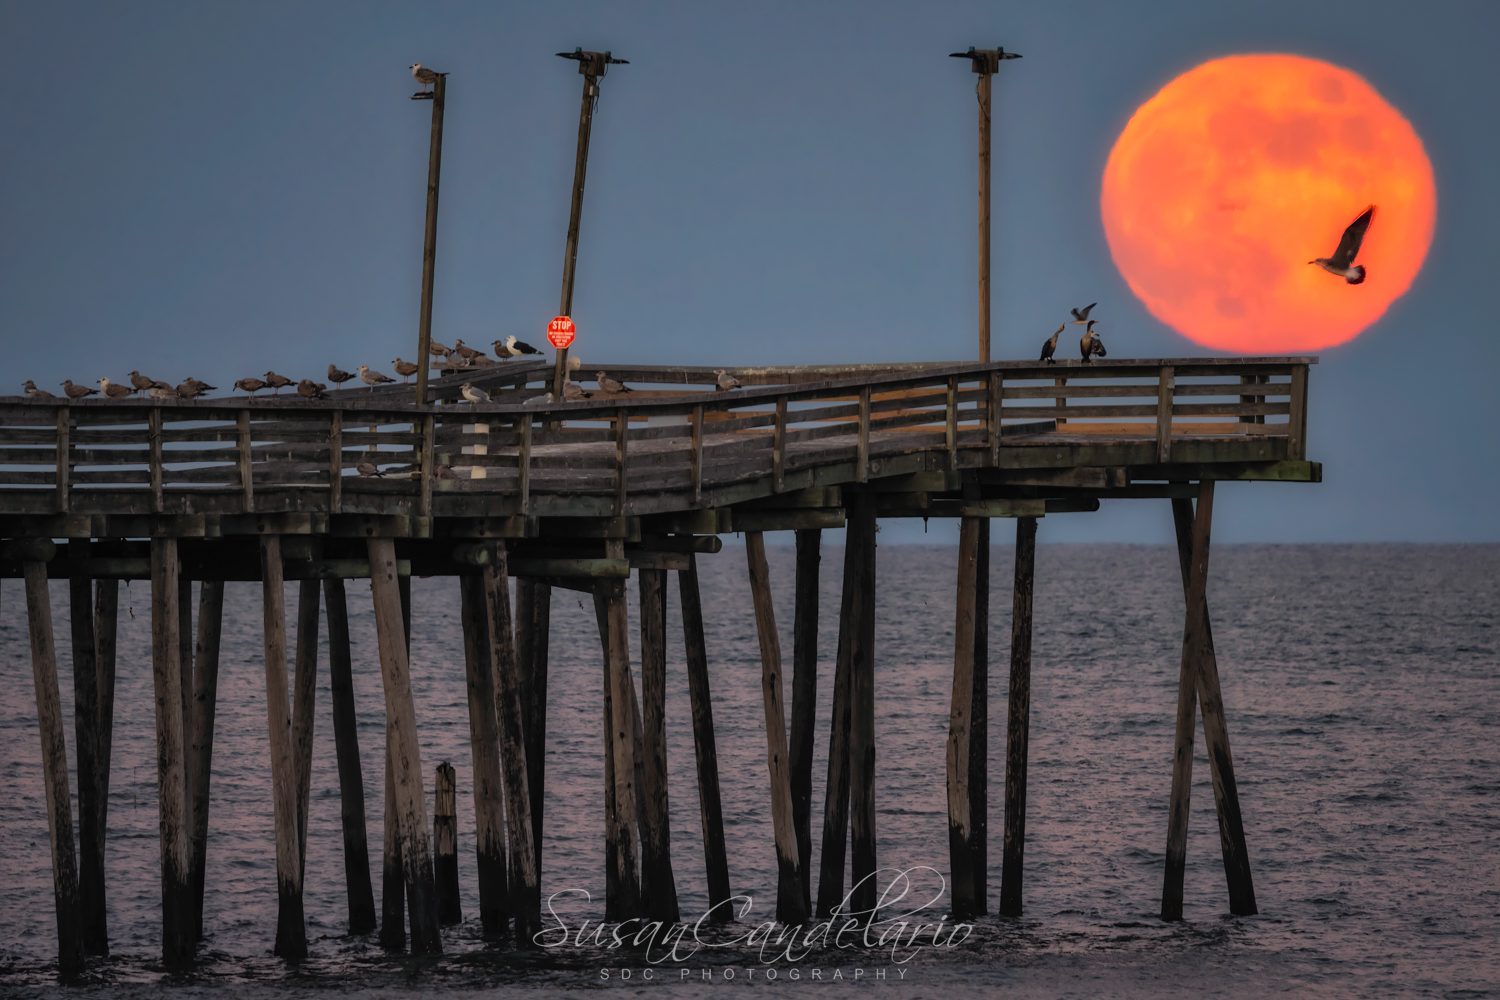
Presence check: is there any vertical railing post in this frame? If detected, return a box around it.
[149,408,165,513]
[54,408,70,513]
[988,370,1003,467]
[1287,365,1308,460]
[945,376,959,468]
[329,410,343,513]
[518,415,533,516]
[772,396,787,493]
[418,414,434,518]
[614,408,628,515]
[1156,365,1175,464]
[856,387,871,482]
[690,404,704,506]
[237,411,254,513]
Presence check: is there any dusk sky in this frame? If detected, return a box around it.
[3,1,1495,542]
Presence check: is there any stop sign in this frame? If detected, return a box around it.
[547,315,576,350]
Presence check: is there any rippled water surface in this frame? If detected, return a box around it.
[2,544,1497,997]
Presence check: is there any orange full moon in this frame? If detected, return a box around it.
[1100,54,1436,352]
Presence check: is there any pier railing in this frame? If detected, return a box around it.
[0,357,1310,518]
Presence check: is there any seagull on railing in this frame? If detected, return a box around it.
[148,385,179,401]
[235,377,267,396]
[62,380,97,400]
[523,392,555,408]
[715,369,742,391]
[428,339,453,359]
[1040,324,1063,364]
[596,371,632,394]
[23,380,55,399]
[297,379,328,400]
[177,377,216,399]
[128,370,161,395]
[1070,302,1098,324]
[1309,205,1375,284]
[356,461,385,478]
[452,339,481,362]
[562,380,591,401]
[358,364,396,391]
[505,335,542,357]
[264,371,293,394]
[99,377,133,399]
[327,364,355,387]
[460,383,490,405]
[392,358,420,382]
[1080,320,1107,363]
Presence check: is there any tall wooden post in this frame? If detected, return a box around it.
[150,538,194,968]
[595,573,642,918]
[847,496,880,915]
[637,568,680,922]
[1162,484,1258,918]
[677,555,733,921]
[592,590,623,918]
[816,517,860,917]
[259,536,306,961]
[292,580,320,878]
[24,559,84,979]
[789,529,821,916]
[1000,516,1036,917]
[744,532,809,924]
[482,546,540,939]
[323,578,377,934]
[459,573,509,935]
[367,537,443,953]
[947,516,982,917]
[68,541,107,956]
[433,762,462,925]
[412,71,446,406]
[516,579,550,888]
[93,578,119,928]
[971,520,990,911]
[379,749,405,950]
[188,579,225,942]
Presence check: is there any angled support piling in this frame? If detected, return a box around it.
[188,579,225,942]
[1000,516,1036,917]
[816,515,860,918]
[947,516,982,918]
[459,573,509,935]
[323,578,377,934]
[150,538,195,968]
[68,540,107,956]
[594,571,643,919]
[516,579,550,889]
[677,555,732,921]
[292,579,320,879]
[789,529,821,916]
[847,495,879,915]
[637,567,680,923]
[260,536,307,961]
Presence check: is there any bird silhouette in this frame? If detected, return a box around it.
[1070,302,1097,324]
[1309,206,1375,284]
[1039,324,1063,363]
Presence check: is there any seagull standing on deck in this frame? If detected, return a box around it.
[1070,302,1098,324]
[429,340,453,359]
[715,369,742,391]
[1039,324,1063,364]
[128,370,158,395]
[452,340,480,362]
[562,380,591,401]
[596,371,631,394]
[460,383,489,405]
[1080,320,1107,363]
[358,364,396,391]
[1309,206,1375,284]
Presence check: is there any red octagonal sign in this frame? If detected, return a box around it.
[547,315,576,350]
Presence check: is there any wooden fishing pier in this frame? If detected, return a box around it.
[1,355,1319,976]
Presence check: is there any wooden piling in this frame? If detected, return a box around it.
[434,762,462,925]
[677,555,733,921]
[516,579,550,885]
[744,531,809,924]
[379,750,405,951]
[259,536,307,961]
[1166,484,1258,917]
[816,520,859,918]
[946,516,981,918]
[24,560,84,979]
[1000,516,1036,918]
[481,546,540,939]
[591,590,623,919]
[459,573,508,935]
[68,540,107,956]
[188,579,225,942]
[971,519,990,912]
[596,573,642,919]
[367,537,442,953]
[842,495,880,916]
[789,529,821,916]
[292,580,320,880]
[93,578,119,923]
[150,538,195,968]
[323,578,378,934]
[637,568,680,923]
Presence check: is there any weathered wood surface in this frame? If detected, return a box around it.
[188,579,225,942]
[292,578,320,880]
[970,519,990,913]
[947,515,981,918]
[434,762,462,925]
[745,531,809,924]
[149,538,195,968]
[846,494,879,916]
[637,568,680,922]
[515,579,550,890]
[789,528,820,916]
[678,555,733,922]
[25,560,84,978]
[459,573,508,935]
[815,517,858,918]
[68,541,107,956]
[1001,516,1036,918]
[259,536,307,961]
[596,575,643,919]
[323,577,377,934]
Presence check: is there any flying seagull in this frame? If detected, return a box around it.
[358,364,396,391]
[1070,302,1098,324]
[327,364,355,386]
[715,369,742,391]
[460,383,489,405]
[596,371,631,394]
[23,380,55,399]
[1080,320,1107,363]
[1039,324,1063,364]
[264,371,294,394]
[297,379,328,400]
[99,377,133,399]
[392,357,420,381]
[1309,205,1375,284]
[506,335,542,356]
[62,379,97,400]
[235,377,267,396]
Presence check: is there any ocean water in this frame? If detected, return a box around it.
[0,543,1497,998]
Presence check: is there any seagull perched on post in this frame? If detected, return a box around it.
[596,371,631,394]
[1080,320,1107,363]
[410,63,445,92]
[460,383,489,405]
[1309,205,1375,284]
[1039,324,1063,364]
[327,364,355,387]
[715,369,742,391]
[358,364,396,391]
[23,380,55,399]
[1069,302,1098,324]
